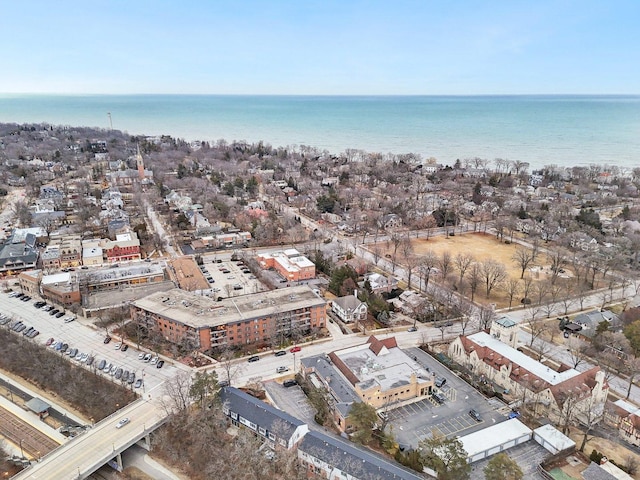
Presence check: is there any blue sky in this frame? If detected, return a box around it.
[2,0,638,95]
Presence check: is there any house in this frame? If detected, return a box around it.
[0,231,39,274]
[220,387,308,450]
[331,292,367,324]
[569,234,600,253]
[448,322,608,426]
[608,399,640,448]
[363,272,398,293]
[220,387,423,480]
[572,310,621,339]
[377,214,402,230]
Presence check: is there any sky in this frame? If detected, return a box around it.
[2,0,639,95]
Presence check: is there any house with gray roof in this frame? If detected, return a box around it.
[298,430,424,480]
[572,310,621,339]
[331,292,367,324]
[0,232,39,274]
[219,387,308,450]
[219,386,424,480]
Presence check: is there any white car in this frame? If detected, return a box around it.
[114,343,121,350]
[150,356,158,365]
[115,417,130,429]
[63,317,75,323]
[138,353,146,360]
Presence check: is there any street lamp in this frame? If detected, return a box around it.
[19,439,24,458]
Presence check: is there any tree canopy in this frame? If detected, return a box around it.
[348,402,378,445]
[483,453,523,480]
[419,433,470,480]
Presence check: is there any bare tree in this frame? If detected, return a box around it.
[505,278,521,311]
[477,304,496,331]
[512,247,536,279]
[217,346,244,386]
[565,337,589,369]
[524,306,545,347]
[466,262,482,302]
[547,250,567,285]
[438,251,453,281]
[480,259,507,298]
[454,253,474,286]
[418,250,438,292]
[162,371,193,414]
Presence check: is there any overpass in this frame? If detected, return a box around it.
[12,398,168,480]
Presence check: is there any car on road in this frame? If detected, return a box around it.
[282,379,297,388]
[469,409,482,422]
[274,350,286,357]
[289,346,301,353]
[156,360,164,369]
[407,326,417,332]
[103,336,112,344]
[247,356,260,363]
[276,366,289,373]
[134,378,143,388]
[115,418,130,429]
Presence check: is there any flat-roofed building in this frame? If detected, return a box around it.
[48,234,82,268]
[167,257,210,292]
[103,231,141,263]
[41,246,61,271]
[327,336,434,410]
[41,272,81,306]
[80,262,167,293]
[82,239,103,266]
[130,285,326,352]
[0,231,39,274]
[257,249,315,282]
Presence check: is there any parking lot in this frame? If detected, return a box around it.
[0,291,191,399]
[264,380,317,427]
[389,347,510,448]
[199,258,266,298]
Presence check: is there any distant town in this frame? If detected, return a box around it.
[1,121,640,480]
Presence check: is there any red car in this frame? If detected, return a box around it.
[289,346,301,353]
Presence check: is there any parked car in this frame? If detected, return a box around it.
[134,378,143,388]
[122,371,129,383]
[103,336,112,344]
[59,343,69,353]
[85,355,94,366]
[49,309,60,316]
[289,346,301,353]
[407,326,417,332]
[22,327,34,336]
[274,350,287,357]
[28,330,39,338]
[156,360,164,369]
[68,348,78,358]
[103,362,112,373]
[128,373,136,385]
[114,343,121,350]
[435,377,446,388]
[98,359,106,370]
[115,417,130,429]
[276,366,289,373]
[55,311,65,318]
[431,392,446,404]
[15,324,26,333]
[143,353,152,362]
[115,368,123,380]
[469,409,482,422]
[109,365,118,375]
[138,353,146,360]
[247,356,260,363]
[45,337,55,346]
[150,356,158,365]
[64,317,75,323]
[120,344,128,352]
[282,379,297,388]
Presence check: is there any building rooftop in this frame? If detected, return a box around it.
[332,337,431,392]
[132,285,325,329]
[458,419,532,462]
[468,332,580,386]
[83,263,164,285]
[302,355,360,404]
[41,272,71,285]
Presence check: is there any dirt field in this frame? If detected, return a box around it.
[374,232,572,309]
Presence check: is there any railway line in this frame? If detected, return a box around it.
[0,406,60,458]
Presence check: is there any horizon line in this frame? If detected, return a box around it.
[1,92,639,97]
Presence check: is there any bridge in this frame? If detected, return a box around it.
[12,398,167,480]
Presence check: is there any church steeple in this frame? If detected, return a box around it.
[136,144,145,180]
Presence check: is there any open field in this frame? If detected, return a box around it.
[375,232,574,309]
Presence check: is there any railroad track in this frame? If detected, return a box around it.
[0,406,60,458]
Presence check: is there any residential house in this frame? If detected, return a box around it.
[331,292,367,324]
[363,272,398,293]
[377,214,402,230]
[220,386,308,450]
[572,310,621,340]
[0,231,39,274]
